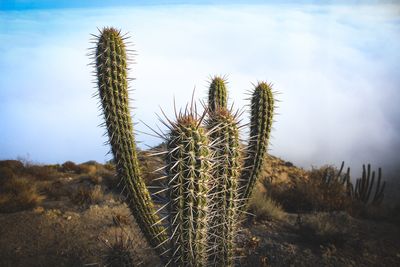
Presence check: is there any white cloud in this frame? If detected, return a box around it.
[0,4,399,177]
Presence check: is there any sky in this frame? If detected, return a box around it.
[0,1,399,179]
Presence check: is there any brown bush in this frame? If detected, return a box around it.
[71,185,104,205]
[41,181,69,200]
[112,213,131,226]
[248,188,286,221]
[104,162,116,171]
[61,161,80,173]
[23,165,58,180]
[0,166,16,181]
[77,164,97,175]
[0,176,45,213]
[266,165,351,213]
[0,160,24,172]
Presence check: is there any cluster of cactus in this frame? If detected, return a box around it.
[91,27,276,266]
[322,162,386,206]
[348,164,386,205]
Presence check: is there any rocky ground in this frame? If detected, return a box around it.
[0,155,399,267]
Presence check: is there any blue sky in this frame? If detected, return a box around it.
[1,0,398,10]
[1,1,399,177]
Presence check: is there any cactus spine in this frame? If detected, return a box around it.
[166,113,211,266]
[93,27,167,255]
[240,82,275,209]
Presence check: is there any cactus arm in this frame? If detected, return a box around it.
[93,27,168,256]
[239,82,275,210]
[372,168,385,205]
[208,76,228,112]
[365,171,375,203]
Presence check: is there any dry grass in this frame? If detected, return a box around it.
[71,185,104,206]
[23,165,59,180]
[0,176,45,213]
[112,213,131,226]
[248,188,286,221]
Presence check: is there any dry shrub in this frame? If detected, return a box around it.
[101,229,142,267]
[23,165,58,180]
[0,166,16,180]
[0,176,45,213]
[137,151,165,186]
[61,161,80,173]
[79,173,103,185]
[296,212,351,247]
[41,180,69,200]
[100,169,119,190]
[72,185,104,205]
[77,164,97,175]
[248,188,286,221]
[0,160,24,172]
[112,213,131,226]
[104,162,116,171]
[267,165,351,213]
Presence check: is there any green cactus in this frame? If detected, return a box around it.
[92,27,168,256]
[240,82,275,210]
[208,76,228,112]
[166,112,211,266]
[350,164,385,205]
[206,107,241,267]
[91,27,277,266]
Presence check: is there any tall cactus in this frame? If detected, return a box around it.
[166,112,211,266]
[206,107,241,267]
[92,27,167,256]
[239,82,275,210]
[205,77,275,266]
[91,27,277,266]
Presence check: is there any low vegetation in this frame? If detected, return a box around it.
[265,165,351,213]
[248,187,286,222]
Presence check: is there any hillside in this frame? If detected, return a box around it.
[0,154,399,267]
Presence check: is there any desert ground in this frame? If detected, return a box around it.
[1,150,399,267]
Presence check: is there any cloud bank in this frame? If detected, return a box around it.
[0,4,399,178]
